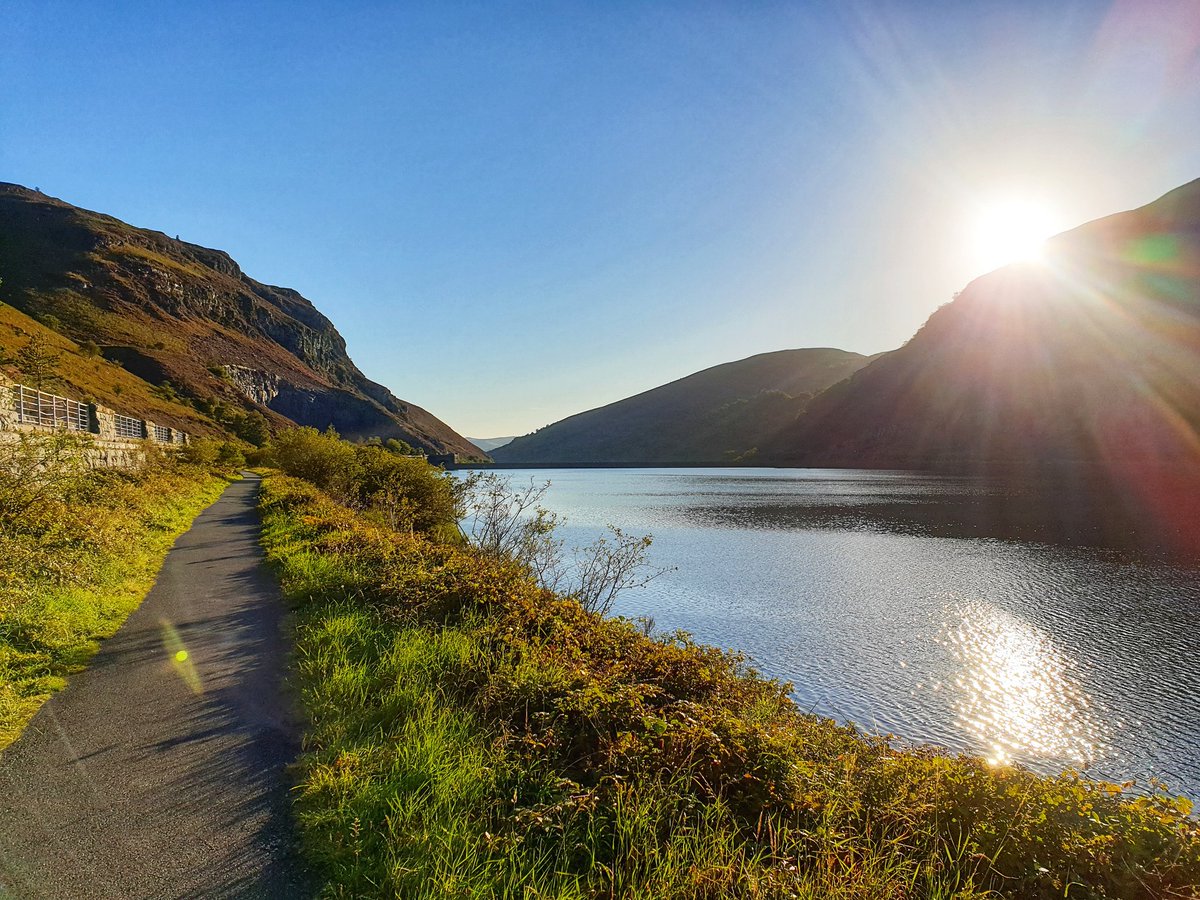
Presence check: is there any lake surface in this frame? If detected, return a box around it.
[478,467,1200,800]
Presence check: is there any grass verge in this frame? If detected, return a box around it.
[261,474,1200,899]
[0,448,230,749]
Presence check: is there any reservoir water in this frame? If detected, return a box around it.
[479,467,1200,800]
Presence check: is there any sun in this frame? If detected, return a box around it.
[971,196,1063,275]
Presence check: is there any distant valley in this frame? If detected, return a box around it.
[467,436,517,452]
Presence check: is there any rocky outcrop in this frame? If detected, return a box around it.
[223,365,282,407]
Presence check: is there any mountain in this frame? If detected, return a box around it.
[765,179,1200,477]
[0,183,482,456]
[493,348,875,464]
[468,436,517,452]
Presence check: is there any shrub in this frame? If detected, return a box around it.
[245,444,277,467]
[0,432,92,523]
[271,427,461,539]
[462,472,666,614]
[179,437,220,468]
[272,426,358,492]
[350,446,459,536]
[215,442,246,469]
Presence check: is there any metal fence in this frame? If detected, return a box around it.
[7,380,189,445]
[113,413,144,439]
[12,384,89,431]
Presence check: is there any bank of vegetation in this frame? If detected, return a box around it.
[260,428,1200,899]
[0,433,239,748]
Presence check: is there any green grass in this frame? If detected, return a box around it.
[261,475,1200,899]
[0,455,230,749]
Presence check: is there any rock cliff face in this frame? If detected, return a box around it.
[0,183,481,456]
[223,365,282,407]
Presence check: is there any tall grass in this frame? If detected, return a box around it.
[261,474,1200,899]
[0,434,231,748]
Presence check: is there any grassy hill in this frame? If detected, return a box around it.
[494,348,875,464]
[0,183,481,456]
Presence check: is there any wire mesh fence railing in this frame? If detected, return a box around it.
[6,380,188,445]
[13,384,90,431]
[113,414,145,439]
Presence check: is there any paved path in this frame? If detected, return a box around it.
[0,475,312,899]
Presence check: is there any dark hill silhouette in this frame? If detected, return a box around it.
[494,348,874,464]
[759,180,1200,555]
[766,178,1200,473]
[0,183,481,456]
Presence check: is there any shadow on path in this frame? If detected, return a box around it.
[0,475,314,899]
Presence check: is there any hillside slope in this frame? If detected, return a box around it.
[766,179,1200,478]
[0,183,481,456]
[0,300,224,437]
[494,348,874,464]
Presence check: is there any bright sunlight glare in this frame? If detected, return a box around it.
[970,196,1065,275]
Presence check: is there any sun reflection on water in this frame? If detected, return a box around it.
[943,600,1105,768]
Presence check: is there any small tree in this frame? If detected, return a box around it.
[385,437,416,456]
[233,411,271,447]
[14,334,60,390]
[461,473,668,615]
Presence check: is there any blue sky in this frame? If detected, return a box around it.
[4,1,1200,436]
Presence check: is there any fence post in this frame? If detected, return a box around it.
[0,375,16,431]
[93,405,118,440]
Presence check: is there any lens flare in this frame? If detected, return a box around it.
[161,620,203,694]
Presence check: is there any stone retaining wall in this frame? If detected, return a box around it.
[0,373,188,468]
